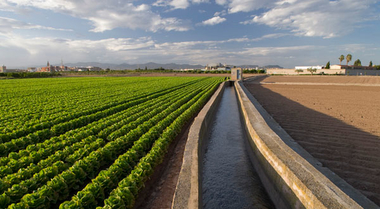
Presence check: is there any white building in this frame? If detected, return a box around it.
[295,65,324,70]
[27,67,37,72]
[75,66,103,71]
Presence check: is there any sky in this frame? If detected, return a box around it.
[0,0,379,68]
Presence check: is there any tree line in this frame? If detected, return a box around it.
[324,54,379,70]
[0,72,62,78]
[338,54,371,67]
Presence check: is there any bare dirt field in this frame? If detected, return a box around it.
[244,76,380,206]
[258,75,380,84]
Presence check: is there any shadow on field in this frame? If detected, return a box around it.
[244,76,380,206]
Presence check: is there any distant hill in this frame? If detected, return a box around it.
[263,65,283,69]
[50,62,282,70]
[62,62,204,70]
[236,64,259,68]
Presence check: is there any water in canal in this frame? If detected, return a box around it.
[202,86,274,209]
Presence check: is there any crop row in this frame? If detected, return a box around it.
[0,78,210,183]
[0,77,203,136]
[0,77,225,208]
[80,80,221,209]
[0,77,205,149]
[0,77,208,166]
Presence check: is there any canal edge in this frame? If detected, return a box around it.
[235,80,378,209]
[171,81,228,209]
[171,78,378,209]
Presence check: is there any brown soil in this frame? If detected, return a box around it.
[244,76,380,206]
[259,75,380,84]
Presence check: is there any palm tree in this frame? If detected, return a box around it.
[346,54,352,65]
[339,55,344,65]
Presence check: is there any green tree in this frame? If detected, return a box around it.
[295,69,304,75]
[346,54,352,65]
[339,55,344,65]
[325,61,330,69]
[369,61,373,67]
[307,68,317,75]
[354,59,362,66]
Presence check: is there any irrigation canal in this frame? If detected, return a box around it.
[202,85,274,209]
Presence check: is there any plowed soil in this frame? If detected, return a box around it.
[244,76,380,206]
[258,75,380,84]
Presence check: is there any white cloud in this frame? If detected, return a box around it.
[251,33,289,41]
[0,35,290,65]
[67,37,155,52]
[241,0,378,38]
[153,0,167,7]
[215,0,228,5]
[192,0,209,3]
[153,0,208,9]
[163,0,210,9]
[214,10,227,16]
[237,45,322,56]
[0,1,14,11]
[1,0,191,32]
[154,37,251,51]
[150,42,330,67]
[0,16,72,35]
[169,0,190,9]
[0,33,289,63]
[1,34,378,68]
[201,16,226,25]
[226,37,250,42]
[215,0,276,13]
[0,36,156,66]
[228,0,276,13]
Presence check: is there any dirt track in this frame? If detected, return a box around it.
[244,76,380,206]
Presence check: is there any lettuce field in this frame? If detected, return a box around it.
[0,76,225,208]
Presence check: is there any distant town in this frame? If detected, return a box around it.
[0,61,102,73]
[0,62,264,73]
[1,55,379,76]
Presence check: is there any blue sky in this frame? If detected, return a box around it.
[0,0,379,68]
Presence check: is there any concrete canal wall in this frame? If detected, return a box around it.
[235,80,378,209]
[172,79,378,208]
[172,81,227,209]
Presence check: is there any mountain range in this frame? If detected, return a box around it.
[46,62,283,70]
